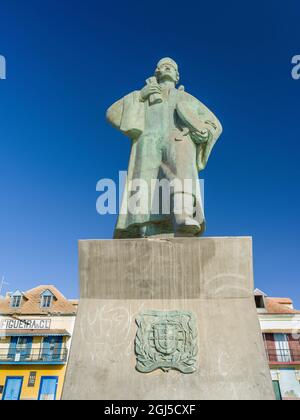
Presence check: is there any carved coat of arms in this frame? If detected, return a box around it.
[135,310,198,374]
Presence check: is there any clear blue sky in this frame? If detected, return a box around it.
[0,0,299,306]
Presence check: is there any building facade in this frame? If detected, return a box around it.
[1,283,299,400]
[0,286,77,400]
[256,289,300,400]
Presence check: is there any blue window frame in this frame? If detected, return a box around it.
[38,376,58,400]
[8,336,33,361]
[42,336,63,361]
[2,376,23,400]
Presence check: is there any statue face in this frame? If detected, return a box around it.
[156,62,178,83]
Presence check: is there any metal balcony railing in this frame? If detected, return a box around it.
[0,347,68,363]
[266,348,300,363]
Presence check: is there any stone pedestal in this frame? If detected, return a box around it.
[62,237,275,400]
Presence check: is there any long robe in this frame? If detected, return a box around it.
[106,86,222,238]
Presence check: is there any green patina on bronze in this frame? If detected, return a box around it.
[106,58,222,239]
[135,310,198,374]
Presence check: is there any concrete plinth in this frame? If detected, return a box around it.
[62,237,275,400]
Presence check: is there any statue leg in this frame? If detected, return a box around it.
[167,136,203,236]
[125,134,172,237]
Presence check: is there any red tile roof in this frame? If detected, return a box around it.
[265,297,300,315]
[0,285,77,316]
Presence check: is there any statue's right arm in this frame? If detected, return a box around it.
[106,98,124,130]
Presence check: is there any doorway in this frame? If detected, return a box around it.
[38,376,58,400]
[2,377,23,400]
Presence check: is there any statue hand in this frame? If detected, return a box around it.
[198,128,209,138]
[140,84,162,101]
[190,127,211,145]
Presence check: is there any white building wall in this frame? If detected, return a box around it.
[259,315,300,335]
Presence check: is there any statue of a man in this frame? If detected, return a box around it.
[106,58,222,238]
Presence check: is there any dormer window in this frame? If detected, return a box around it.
[10,291,23,308]
[255,295,265,309]
[40,290,54,309]
[12,295,21,308]
[254,288,267,312]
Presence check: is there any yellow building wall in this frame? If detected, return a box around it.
[0,365,66,400]
[0,312,76,400]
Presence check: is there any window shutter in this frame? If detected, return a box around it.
[42,337,50,359]
[25,337,33,358]
[263,333,277,362]
[8,337,18,359]
[287,334,300,362]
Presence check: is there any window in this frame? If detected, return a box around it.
[10,291,22,308]
[8,336,33,361]
[255,295,265,309]
[264,333,298,363]
[40,290,55,309]
[41,295,52,308]
[42,336,63,361]
[274,334,292,363]
[11,295,21,308]
[38,377,58,400]
[2,377,23,400]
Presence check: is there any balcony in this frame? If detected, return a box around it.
[0,347,68,365]
[266,349,300,364]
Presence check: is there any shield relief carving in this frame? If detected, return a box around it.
[135,310,198,374]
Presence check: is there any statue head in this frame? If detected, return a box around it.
[155,57,179,84]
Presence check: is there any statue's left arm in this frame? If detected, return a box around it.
[177,92,222,171]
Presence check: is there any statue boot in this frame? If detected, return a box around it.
[172,192,201,236]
